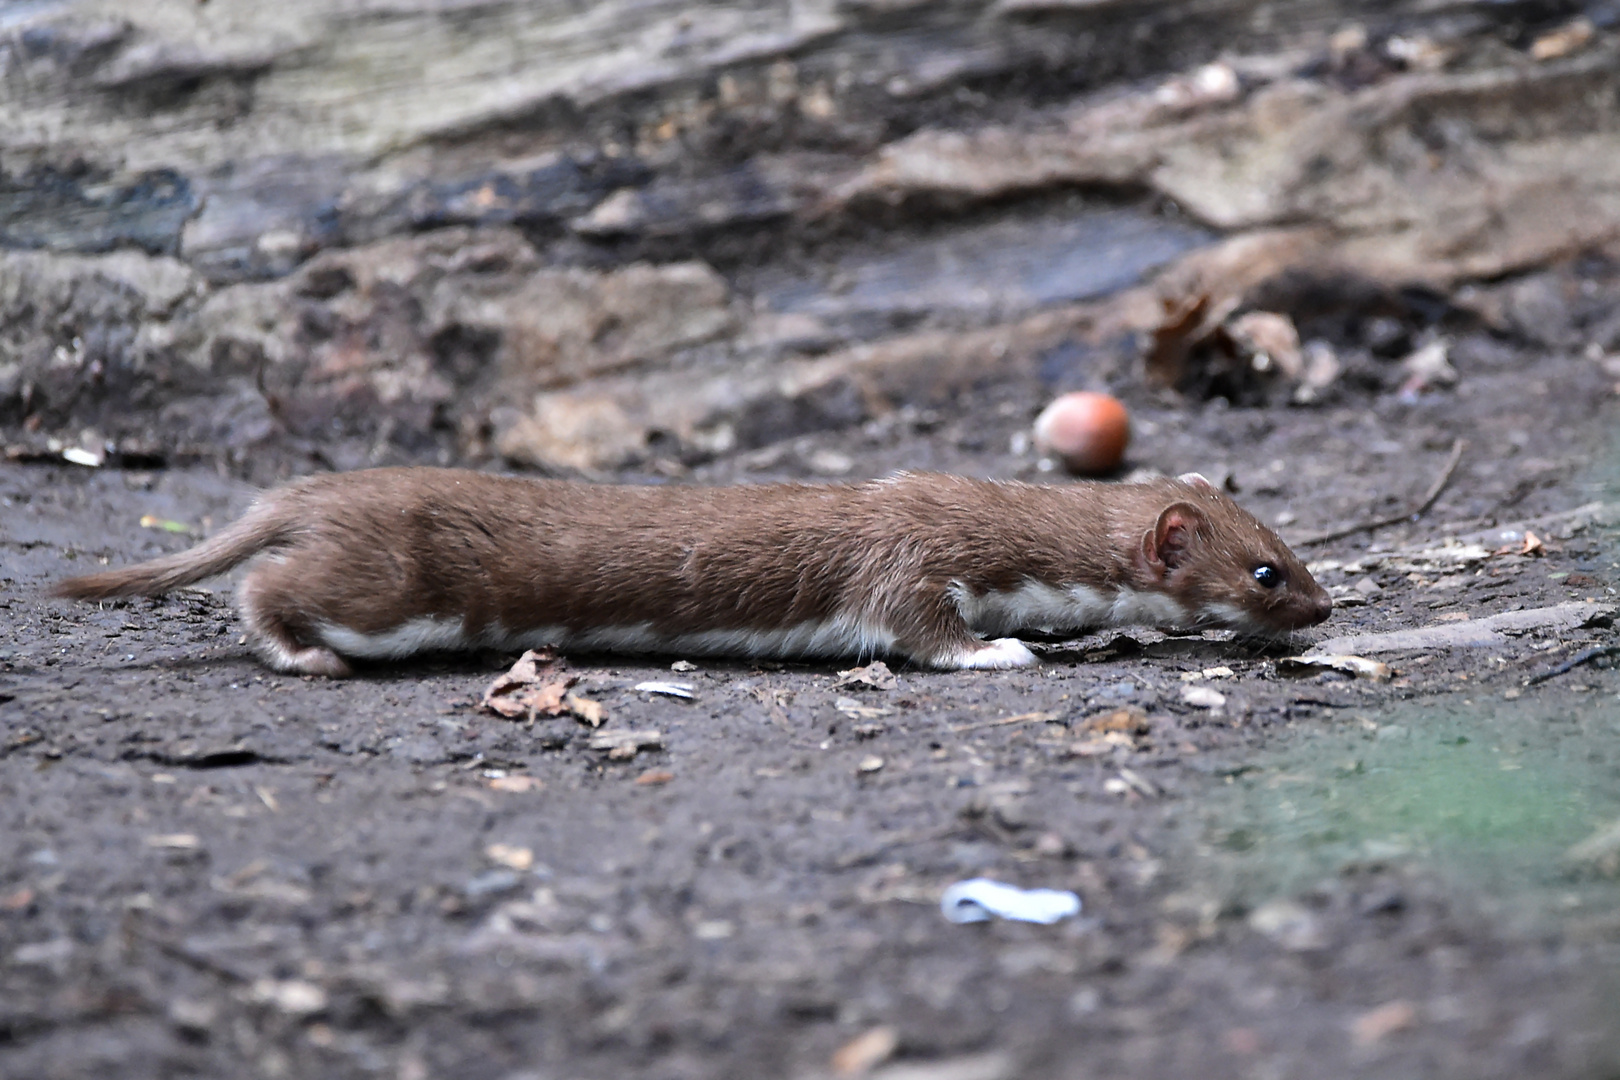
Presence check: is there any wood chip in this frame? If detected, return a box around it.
[484,843,533,871]
[563,692,606,727]
[1351,1000,1418,1045]
[488,775,544,793]
[145,833,200,850]
[589,729,665,755]
[832,1025,898,1076]
[836,696,893,720]
[634,769,674,786]
[949,710,1056,733]
[1276,654,1392,681]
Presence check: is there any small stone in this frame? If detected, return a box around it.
[693,919,734,940]
[1181,685,1226,709]
[249,978,328,1016]
[857,755,884,774]
[484,843,533,871]
[1248,899,1325,951]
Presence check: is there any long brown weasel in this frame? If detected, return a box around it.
[51,468,1331,677]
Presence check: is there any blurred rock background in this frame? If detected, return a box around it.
[1,0,1617,477]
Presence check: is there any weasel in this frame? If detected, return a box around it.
[51,468,1331,676]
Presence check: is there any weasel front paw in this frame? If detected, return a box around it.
[947,637,1038,670]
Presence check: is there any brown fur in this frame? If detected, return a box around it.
[51,468,1331,675]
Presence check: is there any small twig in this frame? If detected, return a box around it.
[1524,644,1620,687]
[949,710,1058,734]
[1298,438,1466,547]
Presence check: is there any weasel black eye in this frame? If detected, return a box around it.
[1253,565,1282,588]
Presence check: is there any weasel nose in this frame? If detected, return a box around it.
[1311,591,1334,625]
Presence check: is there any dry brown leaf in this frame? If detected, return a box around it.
[1079,706,1150,735]
[482,648,579,720]
[634,769,675,786]
[832,660,898,692]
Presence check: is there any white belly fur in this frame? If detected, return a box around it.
[952,580,1187,635]
[318,613,897,661]
[315,579,1183,662]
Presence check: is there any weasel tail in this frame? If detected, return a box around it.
[50,502,293,601]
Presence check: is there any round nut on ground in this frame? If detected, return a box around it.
[1033,392,1130,475]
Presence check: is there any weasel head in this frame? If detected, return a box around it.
[1132,473,1332,638]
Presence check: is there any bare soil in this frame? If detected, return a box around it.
[3,264,1620,1080]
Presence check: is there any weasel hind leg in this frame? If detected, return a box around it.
[238,574,352,678]
[887,589,1039,671]
[946,637,1038,670]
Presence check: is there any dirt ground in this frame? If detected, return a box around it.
[4,262,1620,1080]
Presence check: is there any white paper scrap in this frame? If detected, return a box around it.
[940,878,1081,925]
[633,681,696,699]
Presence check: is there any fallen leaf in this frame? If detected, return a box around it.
[484,843,533,871]
[670,660,698,672]
[833,660,898,692]
[488,775,543,793]
[482,649,578,720]
[832,1025,899,1076]
[1520,530,1544,557]
[634,769,674,786]
[1079,707,1149,735]
[0,888,34,911]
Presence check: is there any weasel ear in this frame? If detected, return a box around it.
[1144,501,1207,573]
[1177,472,1216,492]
